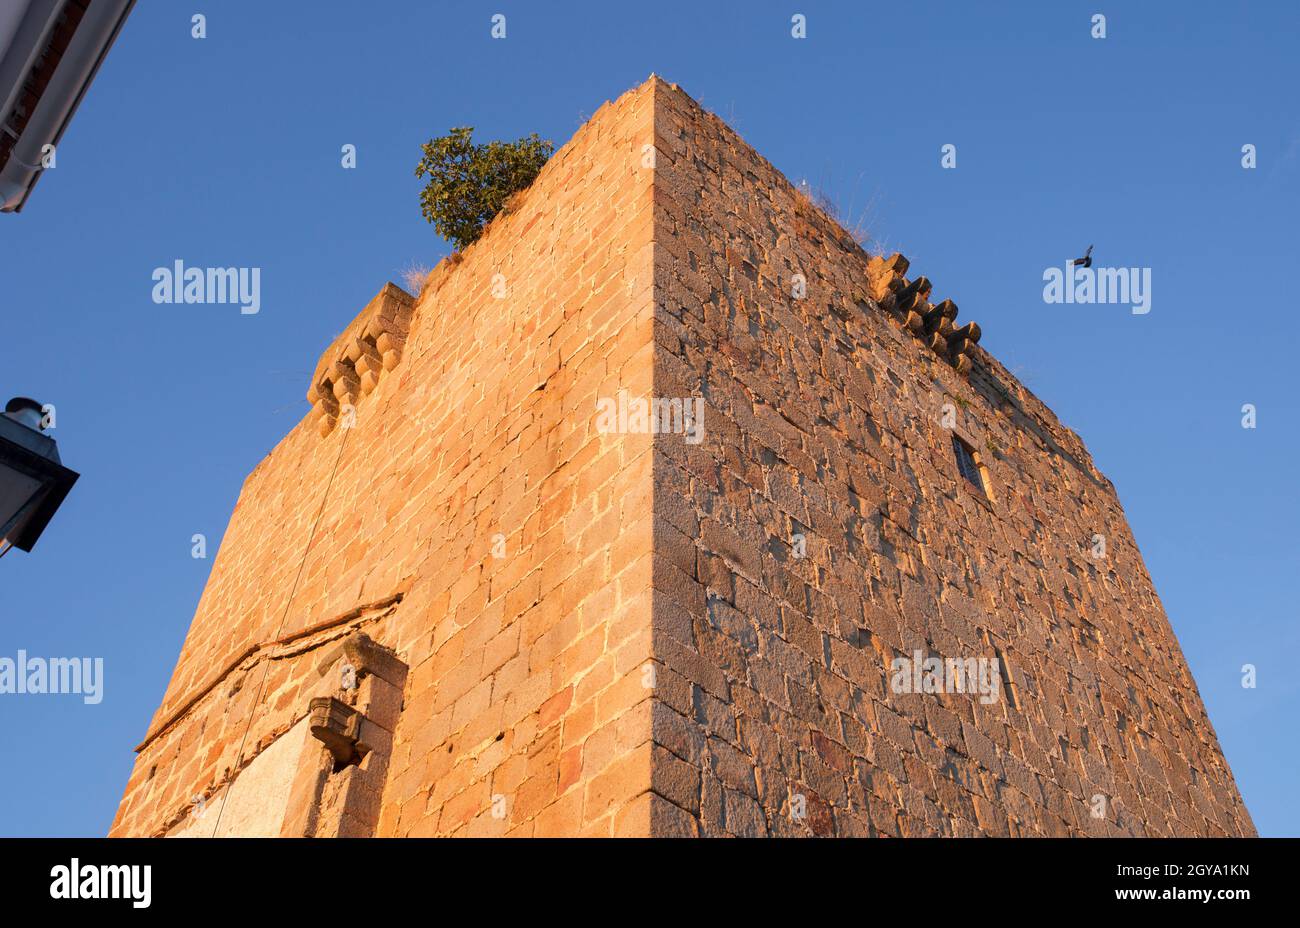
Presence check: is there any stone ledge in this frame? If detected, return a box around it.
[307,282,416,435]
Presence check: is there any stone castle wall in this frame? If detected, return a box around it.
[113,80,659,837]
[111,76,1252,838]
[647,80,1252,836]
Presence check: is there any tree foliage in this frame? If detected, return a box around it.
[415,127,554,250]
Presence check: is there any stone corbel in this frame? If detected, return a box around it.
[281,632,409,837]
[865,252,982,376]
[307,283,416,436]
[308,697,363,766]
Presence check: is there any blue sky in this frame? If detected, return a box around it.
[2,1,1296,836]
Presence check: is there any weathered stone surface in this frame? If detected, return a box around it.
[110,76,1252,839]
[646,78,1251,838]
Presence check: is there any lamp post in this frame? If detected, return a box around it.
[0,397,78,557]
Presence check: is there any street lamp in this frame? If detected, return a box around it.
[0,396,78,556]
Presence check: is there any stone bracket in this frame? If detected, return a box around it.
[864,252,982,375]
[315,630,409,689]
[283,633,409,837]
[308,696,363,766]
[307,282,415,436]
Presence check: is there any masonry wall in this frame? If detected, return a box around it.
[111,80,660,837]
[112,75,1253,839]
[647,80,1254,836]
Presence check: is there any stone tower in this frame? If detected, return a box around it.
[110,77,1253,838]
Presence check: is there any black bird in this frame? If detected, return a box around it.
[1070,245,1093,268]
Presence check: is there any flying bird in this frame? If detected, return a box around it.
[1070,245,1093,268]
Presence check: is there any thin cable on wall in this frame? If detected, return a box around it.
[208,426,351,837]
